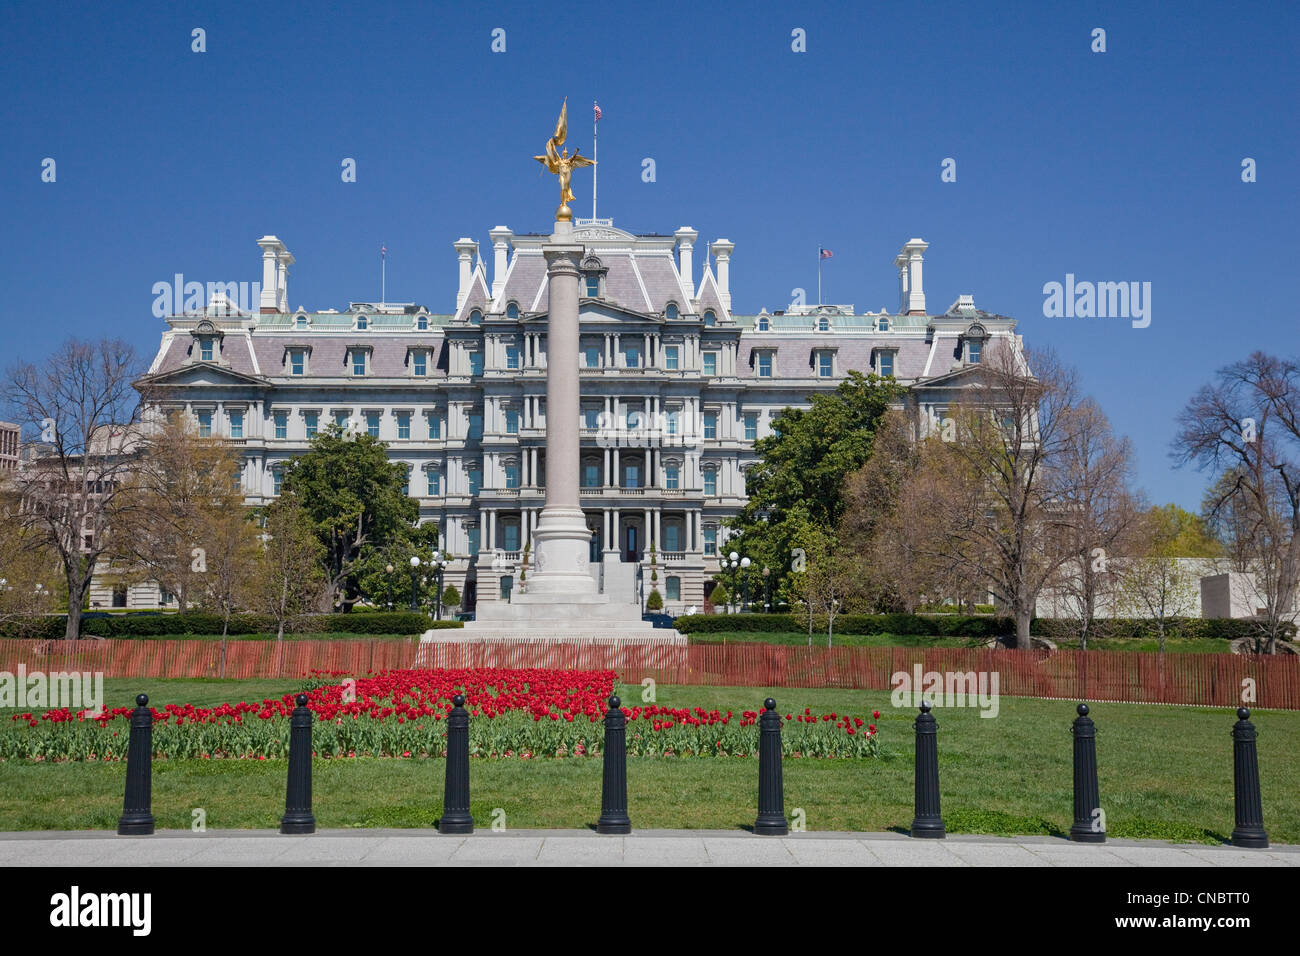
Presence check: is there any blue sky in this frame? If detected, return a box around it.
[1,0,1296,510]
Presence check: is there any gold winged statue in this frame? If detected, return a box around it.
[534,98,595,221]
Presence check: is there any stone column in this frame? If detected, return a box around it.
[525,225,596,594]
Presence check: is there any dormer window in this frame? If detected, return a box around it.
[878,315,890,332]
[704,310,716,327]
[348,348,369,376]
[817,316,830,332]
[287,348,308,376]
[417,315,428,331]
[295,315,308,330]
[968,339,982,364]
[585,276,600,297]
[356,315,369,330]
[198,338,214,362]
[665,303,679,320]
[757,315,770,331]
[506,302,520,320]
[960,322,989,365]
[470,309,483,325]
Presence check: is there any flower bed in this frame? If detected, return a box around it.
[1,668,881,761]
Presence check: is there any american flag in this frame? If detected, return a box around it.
[819,248,834,259]
[381,244,386,259]
[594,101,602,122]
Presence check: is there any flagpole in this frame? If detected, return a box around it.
[818,248,822,305]
[381,246,386,305]
[592,108,598,220]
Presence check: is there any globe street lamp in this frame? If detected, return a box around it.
[431,550,449,620]
[384,563,395,611]
[762,565,771,613]
[740,556,751,611]
[728,551,740,614]
[408,555,421,611]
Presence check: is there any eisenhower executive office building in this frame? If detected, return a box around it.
[132,219,1021,614]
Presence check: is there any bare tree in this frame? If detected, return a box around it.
[242,492,328,642]
[902,347,1087,648]
[0,480,60,633]
[108,412,247,612]
[1175,352,1300,652]
[2,340,145,639]
[1048,399,1142,649]
[193,500,260,677]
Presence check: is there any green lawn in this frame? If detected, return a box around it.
[0,678,1295,841]
[690,630,1236,653]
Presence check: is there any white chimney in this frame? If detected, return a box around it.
[710,239,734,310]
[675,226,698,293]
[257,236,286,313]
[276,247,294,313]
[894,238,928,315]
[489,226,513,300]
[454,238,477,310]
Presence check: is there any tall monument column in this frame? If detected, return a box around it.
[526,221,597,595]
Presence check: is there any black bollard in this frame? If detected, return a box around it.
[1069,703,1105,843]
[280,694,316,834]
[910,699,945,838]
[754,698,788,835]
[117,694,155,836]
[1230,708,1269,849]
[439,694,474,834]
[597,695,632,834]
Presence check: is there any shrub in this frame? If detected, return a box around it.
[0,610,463,638]
[1030,617,1296,643]
[708,581,730,608]
[645,588,663,611]
[441,585,461,608]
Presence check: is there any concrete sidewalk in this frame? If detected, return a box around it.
[0,829,1295,866]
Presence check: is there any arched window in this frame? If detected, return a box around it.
[417,315,428,330]
[665,303,679,320]
[878,315,889,332]
[817,316,829,332]
[704,310,716,327]
[757,315,769,331]
[295,315,308,330]
[506,302,520,320]
[357,315,369,330]
[469,309,483,325]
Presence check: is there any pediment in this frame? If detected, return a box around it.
[137,362,268,389]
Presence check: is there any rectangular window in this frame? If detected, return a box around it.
[274,412,287,439]
[505,409,519,435]
[468,467,482,495]
[968,340,982,364]
[366,412,380,438]
[505,463,521,489]
[758,352,772,378]
[666,410,679,436]
[703,411,717,440]
[744,413,757,442]
[704,470,717,496]
[665,464,679,489]
[506,346,520,370]
[352,351,366,376]
[666,576,681,601]
[469,413,483,440]
[504,523,520,552]
[583,407,600,429]
[197,411,212,438]
[304,412,318,438]
[200,340,214,361]
[400,469,410,496]
[818,352,833,377]
[426,469,440,496]
[624,463,640,489]
[583,462,600,487]
[664,525,680,552]
[665,345,679,370]
[290,351,305,376]
[623,345,641,368]
[585,277,600,298]
[413,352,427,376]
[469,351,484,376]
[467,526,481,555]
[878,351,895,377]
[228,412,243,439]
[397,412,411,440]
[703,352,717,376]
[273,469,283,495]
[334,411,349,429]
[428,413,442,439]
[584,344,601,368]
[703,527,717,556]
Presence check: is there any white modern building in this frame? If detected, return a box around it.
[132,222,1025,613]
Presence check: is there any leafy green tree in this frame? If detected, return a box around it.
[727,371,901,600]
[440,584,461,609]
[355,521,441,611]
[243,492,328,642]
[645,588,663,611]
[707,580,729,611]
[280,426,418,611]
